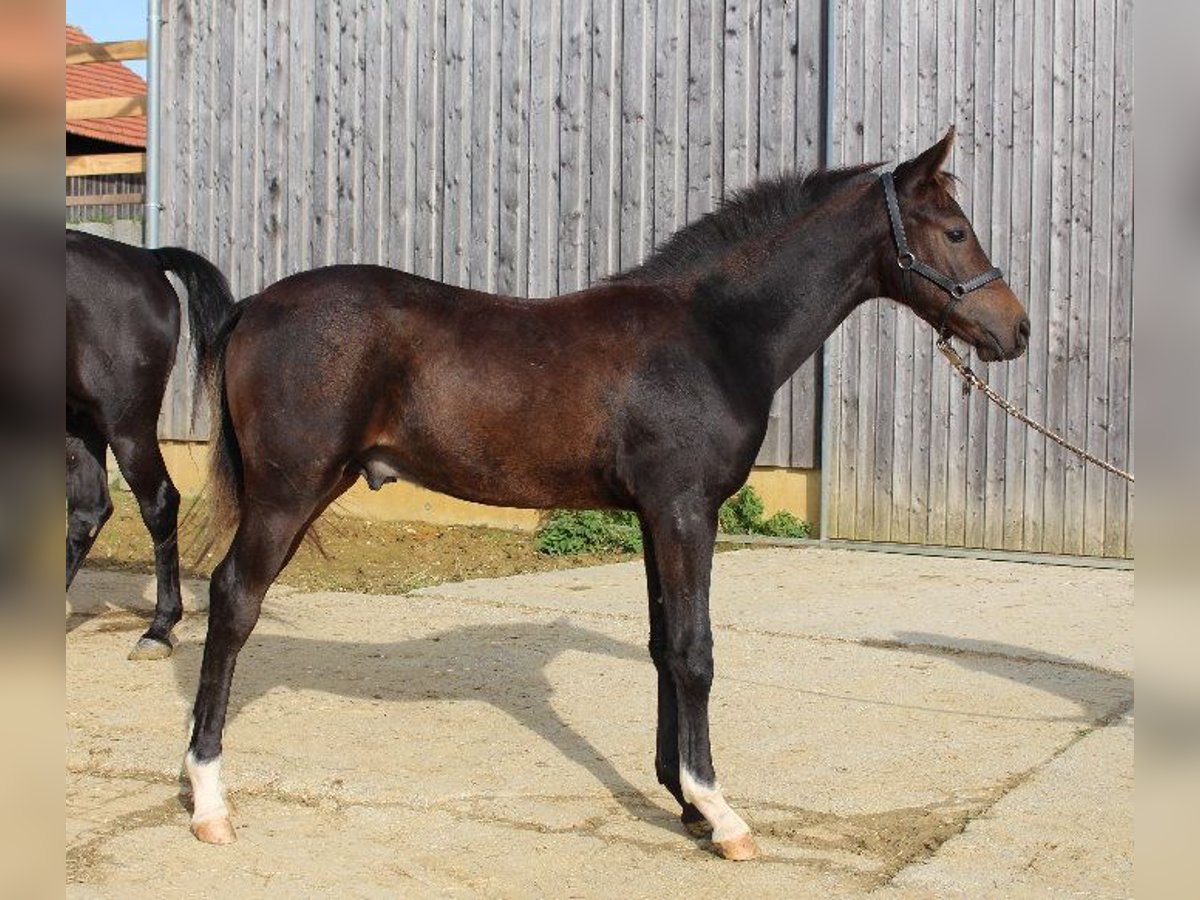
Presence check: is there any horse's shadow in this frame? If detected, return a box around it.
[886,631,1133,724]
[168,614,684,834]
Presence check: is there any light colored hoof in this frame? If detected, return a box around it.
[713,832,760,861]
[191,816,236,845]
[683,817,713,837]
[128,636,173,661]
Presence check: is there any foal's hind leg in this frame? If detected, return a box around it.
[185,474,353,844]
[639,517,708,836]
[184,503,311,843]
[109,427,183,660]
[66,421,112,587]
[641,501,758,861]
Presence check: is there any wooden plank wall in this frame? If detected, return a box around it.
[825,0,1134,557]
[156,0,825,464]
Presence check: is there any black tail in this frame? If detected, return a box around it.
[153,246,242,544]
[151,246,235,384]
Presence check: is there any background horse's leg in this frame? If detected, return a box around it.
[639,516,707,835]
[66,418,111,587]
[109,427,183,660]
[643,501,759,861]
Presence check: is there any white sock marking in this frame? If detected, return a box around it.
[185,751,228,824]
[679,767,750,843]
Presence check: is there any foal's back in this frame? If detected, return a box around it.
[226,265,701,508]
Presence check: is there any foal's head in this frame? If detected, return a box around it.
[880,129,1030,362]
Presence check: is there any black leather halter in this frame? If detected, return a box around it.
[880,171,1003,340]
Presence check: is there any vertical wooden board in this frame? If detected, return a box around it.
[1108,0,1133,558]
[722,0,758,194]
[791,0,823,472]
[1060,0,1094,555]
[916,0,955,547]
[413,0,444,280]
[886,0,916,542]
[260,0,287,286]
[872,0,900,542]
[983,0,1014,550]
[1041,0,1074,554]
[469,0,501,292]
[1084,0,1115,555]
[790,354,820,468]
[557,0,591,292]
[157,1,182,438]
[854,3,881,540]
[1022,0,1053,552]
[285,4,313,273]
[907,7,936,547]
[824,330,842,534]
[588,0,621,283]
[963,0,994,548]
[499,0,530,294]
[527,0,561,295]
[755,0,797,468]
[361,0,387,266]
[1004,0,1036,550]
[230,0,249,291]
[941,0,975,546]
[211,0,236,291]
[831,0,861,536]
[247,0,265,290]
[387,2,418,273]
[442,0,473,285]
[619,1,653,270]
[653,0,689,250]
[686,0,723,223]
[310,1,334,266]
[795,0,822,169]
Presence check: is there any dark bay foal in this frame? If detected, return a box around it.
[185,130,1028,858]
[67,230,234,659]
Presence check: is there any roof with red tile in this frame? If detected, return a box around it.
[66,24,146,149]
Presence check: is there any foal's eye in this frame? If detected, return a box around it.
[946,228,967,243]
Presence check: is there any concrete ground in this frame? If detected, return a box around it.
[66,547,1132,898]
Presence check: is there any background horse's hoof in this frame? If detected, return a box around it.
[128,636,173,661]
[192,817,236,844]
[713,833,760,861]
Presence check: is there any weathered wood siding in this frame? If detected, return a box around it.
[824,0,1134,557]
[157,0,825,464]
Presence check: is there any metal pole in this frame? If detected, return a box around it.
[144,0,162,247]
[818,0,836,542]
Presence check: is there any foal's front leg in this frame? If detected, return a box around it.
[643,503,759,861]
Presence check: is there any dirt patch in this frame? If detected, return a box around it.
[88,490,637,594]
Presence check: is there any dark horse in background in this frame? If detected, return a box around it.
[183,130,1029,859]
[66,230,235,659]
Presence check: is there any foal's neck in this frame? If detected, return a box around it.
[697,176,889,392]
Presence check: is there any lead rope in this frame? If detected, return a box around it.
[936,339,1135,483]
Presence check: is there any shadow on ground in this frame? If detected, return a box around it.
[165,616,689,835]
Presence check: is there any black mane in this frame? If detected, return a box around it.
[611,163,878,282]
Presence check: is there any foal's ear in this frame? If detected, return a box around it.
[895,127,956,191]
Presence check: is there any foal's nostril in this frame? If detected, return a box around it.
[1015,316,1031,349]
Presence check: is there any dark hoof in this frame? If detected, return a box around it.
[713,832,760,861]
[128,635,173,661]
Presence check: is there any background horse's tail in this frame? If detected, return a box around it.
[151,246,235,383]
